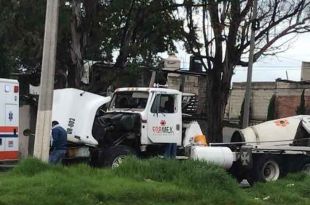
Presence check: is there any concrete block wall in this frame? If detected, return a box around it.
[226,82,276,121]
[183,76,199,95]
[226,89,245,120]
[197,76,207,114]
[167,74,182,90]
[167,75,205,114]
[251,89,274,120]
[301,61,310,81]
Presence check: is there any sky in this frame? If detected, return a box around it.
[232,33,310,82]
[160,1,310,83]
[161,33,310,83]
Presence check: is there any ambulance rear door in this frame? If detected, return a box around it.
[0,78,19,161]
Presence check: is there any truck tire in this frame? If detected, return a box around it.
[229,160,245,183]
[299,159,310,175]
[102,145,136,168]
[251,156,281,183]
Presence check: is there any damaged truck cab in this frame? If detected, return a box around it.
[52,88,204,167]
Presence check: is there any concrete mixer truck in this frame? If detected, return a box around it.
[226,115,310,183]
[52,87,310,184]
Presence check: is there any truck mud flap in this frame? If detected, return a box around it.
[239,146,253,169]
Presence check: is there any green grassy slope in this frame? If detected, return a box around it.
[0,158,308,205]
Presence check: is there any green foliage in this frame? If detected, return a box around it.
[1,158,310,205]
[0,0,183,85]
[296,89,306,115]
[0,44,11,78]
[0,0,46,70]
[267,94,276,120]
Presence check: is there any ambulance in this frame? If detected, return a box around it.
[0,78,19,162]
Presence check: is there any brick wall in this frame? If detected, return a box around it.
[275,93,310,118]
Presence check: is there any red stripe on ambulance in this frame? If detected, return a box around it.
[0,151,19,160]
[0,126,18,133]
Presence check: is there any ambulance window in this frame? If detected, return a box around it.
[151,94,176,113]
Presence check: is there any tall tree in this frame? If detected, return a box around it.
[67,0,183,87]
[181,0,310,142]
[0,0,46,74]
[0,0,182,88]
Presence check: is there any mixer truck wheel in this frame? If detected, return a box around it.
[103,145,136,168]
[229,160,244,183]
[251,156,280,183]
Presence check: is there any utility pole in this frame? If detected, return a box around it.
[242,0,258,128]
[34,0,60,161]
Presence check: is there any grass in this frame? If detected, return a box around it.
[246,173,310,205]
[0,158,308,205]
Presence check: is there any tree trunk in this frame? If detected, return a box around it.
[69,0,83,88]
[205,67,231,143]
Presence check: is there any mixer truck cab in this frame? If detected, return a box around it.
[107,87,183,145]
[0,78,19,162]
[91,87,207,165]
[52,87,206,166]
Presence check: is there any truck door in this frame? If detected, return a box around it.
[4,104,19,153]
[147,93,182,145]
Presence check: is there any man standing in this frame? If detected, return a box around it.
[49,121,67,164]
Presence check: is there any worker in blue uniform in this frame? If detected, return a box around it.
[49,121,67,164]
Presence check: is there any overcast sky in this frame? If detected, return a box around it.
[165,32,310,83]
[233,33,310,82]
[159,1,310,83]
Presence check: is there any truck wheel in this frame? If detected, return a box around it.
[103,145,136,168]
[252,156,281,183]
[229,161,244,183]
[299,159,310,175]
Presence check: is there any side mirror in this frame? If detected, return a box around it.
[23,129,33,136]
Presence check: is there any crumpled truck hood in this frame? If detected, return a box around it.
[52,88,111,146]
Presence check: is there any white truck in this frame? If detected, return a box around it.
[0,78,19,162]
[228,116,310,183]
[52,87,310,183]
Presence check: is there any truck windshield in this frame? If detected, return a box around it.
[109,91,149,110]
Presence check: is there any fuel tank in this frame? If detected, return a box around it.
[190,146,235,169]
